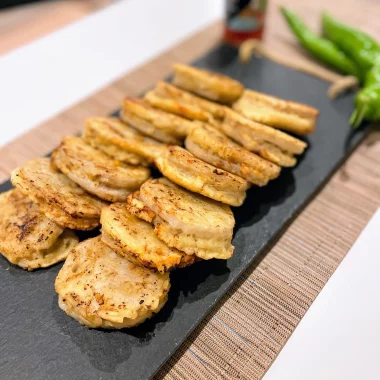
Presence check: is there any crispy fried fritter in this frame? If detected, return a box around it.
[144,90,211,125]
[144,81,225,124]
[127,178,235,260]
[172,63,244,104]
[154,146,249,206]
[11,158,106,230]
[89,139,144,166]
[221,108,307,167]
[55,237,170,329]
[83,117,167,165]
[0,189,78,270]
[224,108,307,154]
[101,203,196,273]
[52,137,150,202]
[221,121,295,166]
[121,98,196,144]
[185,123,281,186]
[233,89,319,135]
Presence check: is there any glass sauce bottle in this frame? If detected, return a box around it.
[224,0,268,46]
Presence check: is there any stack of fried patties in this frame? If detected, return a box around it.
[1,63,318,329]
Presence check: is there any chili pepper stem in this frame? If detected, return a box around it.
[350,103,369,128]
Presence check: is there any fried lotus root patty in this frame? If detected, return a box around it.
[55,237,170,329]
[83,117,167,166]
[154,146,249,206]
[101,203,196,273]
[52,136,150,202]
[233,89,319,135]
[172,63,244,104]
[11,158,107,230]
[221,109,308,167]
[185,123,281,186]
[144,81,225,125]
[121,98,196,144]
[127,178,235,260]
[0,189,78,270]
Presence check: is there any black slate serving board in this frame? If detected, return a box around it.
[0,45,367,380]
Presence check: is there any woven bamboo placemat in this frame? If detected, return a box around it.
[2,1,380,379]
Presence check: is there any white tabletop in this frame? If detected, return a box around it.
[0,0,222,147]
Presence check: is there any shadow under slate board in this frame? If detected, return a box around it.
[0,44,367,380]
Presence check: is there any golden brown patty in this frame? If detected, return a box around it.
[154,146,249,206]
[121,97,196,144]
[172,63,244,104]
[144,81,225,124]
[233,89,319,135]
[101,203,196,273]
[55,237,170,329]
[220,108,307,167]
[52,136,150,202]
[11,158,106,230]
[128,178,235,260]
[0,189,78,270]
[185,123,281,186]
[83,117,167,165]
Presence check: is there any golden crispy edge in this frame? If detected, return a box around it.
[121,108,182,144]
[144,90,212,123]
[154,223,233,260]
[51,142,149,203]
[84,117,168,162]
[4,230,78,271]
[123,97,195,137]
[219,119,297,167]
[58,293,168,329]
[12,159,106,217]
[233,90,318,135]
[240,89,319,118]
[83,120,150,166]
[185,136,270,186]
[185,124,281,185]
[223,109,307,155]
[126,192,155,223]
[155,81,226,118]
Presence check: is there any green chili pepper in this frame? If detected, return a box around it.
[350,64,380,127]
[350,84,380,128]
[364,63,380,87]
[281,8,361,79]
[282,8,380,128]
[322,13,380,71]
[322,15,380,128]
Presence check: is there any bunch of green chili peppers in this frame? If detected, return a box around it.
[281,8,380,128]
